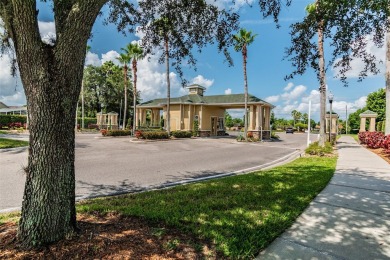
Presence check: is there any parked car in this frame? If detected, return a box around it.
[286,127,294,134]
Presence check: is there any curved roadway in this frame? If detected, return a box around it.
[0,132,317,211]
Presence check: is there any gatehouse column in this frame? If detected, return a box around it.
[360,117,366,132]
[369,117,376,132]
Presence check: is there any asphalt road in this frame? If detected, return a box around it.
[0,132,317,211]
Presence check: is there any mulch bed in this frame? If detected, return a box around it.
[367,147,390,165]
[0,213,217,259]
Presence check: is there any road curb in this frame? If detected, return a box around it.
[0,147,304,213]
[76,149,303,202]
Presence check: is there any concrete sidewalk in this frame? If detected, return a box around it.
[258,136,390,260]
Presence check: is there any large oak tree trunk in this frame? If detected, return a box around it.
[1,0,107,248]
[19,81,78,247]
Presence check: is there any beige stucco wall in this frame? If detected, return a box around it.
[168,104,181,131]
[200,106,225,130]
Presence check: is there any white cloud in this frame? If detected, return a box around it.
[85,52,101,66]
[136,50,181,102]
[0,90,26,106]
[226,108,244,119]
[0,54,25,106]
[225,88,232,95]
[101,50,120,66]
[191,75,214,89]
[265,95,279,103]
[205,0,254,10]
[281,84,307,101]
[0,20,55,105]
[38,21,56,45]
[284,82,294,91]
[332,36,385,79]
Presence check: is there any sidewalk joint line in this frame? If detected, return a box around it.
[329,183,390,195]
[313,200,388,218]
[278,237,347,260]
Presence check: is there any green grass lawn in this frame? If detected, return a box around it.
[78,156,337,258]
[0,138,28,149]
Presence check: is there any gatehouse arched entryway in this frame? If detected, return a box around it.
[359,110,378,132]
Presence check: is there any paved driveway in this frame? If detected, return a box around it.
[0,132,317,211]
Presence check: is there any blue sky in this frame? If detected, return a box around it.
[0,0,385,121]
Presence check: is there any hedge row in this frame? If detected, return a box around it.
[171,130,193,138]
[0,115,27,129]
[359,131,390,153]
[76,117,96,128]
[142,131,169,139]
[135,130,169,139]
[101,129,132,136]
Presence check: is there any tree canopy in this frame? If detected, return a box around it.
[286,0,389,83]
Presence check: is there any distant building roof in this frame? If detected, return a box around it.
[359,110,378,118]
[0,106,27,115]
[0,102,8,109]
[139,93,274,108]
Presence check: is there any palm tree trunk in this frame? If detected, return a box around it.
[243,46,248,142]
[123,65,128,130]
[165,36,171,136]
[132,60,137,135]
[318,18,327,146]
[385,15,390,135]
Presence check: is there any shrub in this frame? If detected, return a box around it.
[8,122,23,129]
[236,135,245,142]
[100,129,108,136]
[142,131,169,140]
[247,132,253,138]
[192,120,199,137]
[271,132,280,139]
[105,130,132,136]
[383,135,390,155]
[135,130,143,139]
[0,115,27,127]
[171,130,193,138]
[295,123,307,132]
[305,141,333,156]
[76,117,96,128]
[359,131,385,149]
[376,121,383,133]
[88,124,99,130]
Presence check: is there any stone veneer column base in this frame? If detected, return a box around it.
[248,130,271,139]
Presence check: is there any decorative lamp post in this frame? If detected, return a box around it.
[328,92,334,143]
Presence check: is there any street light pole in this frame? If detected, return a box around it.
[328,92,334,143]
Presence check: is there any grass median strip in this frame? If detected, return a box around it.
[0,138,28,149]
[78,156,336,258]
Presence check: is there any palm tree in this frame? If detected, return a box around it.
[154,18,174,136]
[124,43,144,135]
[233,28,257,141]
[291,110,297,126]
[117,52,130,130]
[305,1,327,145]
